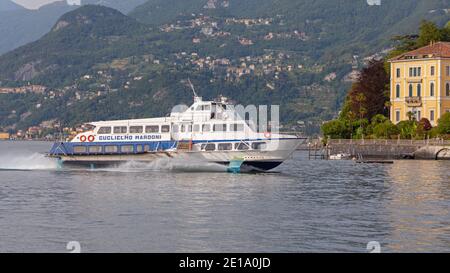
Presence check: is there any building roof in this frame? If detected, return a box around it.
[389,42,450,61]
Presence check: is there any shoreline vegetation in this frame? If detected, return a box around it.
[321,21,450,141]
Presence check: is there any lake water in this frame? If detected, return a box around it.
[0,141,449,253]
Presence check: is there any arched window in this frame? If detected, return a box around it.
[417,84,421,97]
[447,83,450,97]
[396,84,400,98]
[409,84,413,97]
[430,82,435,97]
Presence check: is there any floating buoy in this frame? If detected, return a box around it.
[88,135,95,142]
[80,135,87,142]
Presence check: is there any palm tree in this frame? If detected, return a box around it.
[406,111,414,121]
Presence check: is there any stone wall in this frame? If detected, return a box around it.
[326,139,450,160]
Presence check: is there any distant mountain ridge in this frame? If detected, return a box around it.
[0,0,147,55]
[0,0,24,11]
[0,1,76,54]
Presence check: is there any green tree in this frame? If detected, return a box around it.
[321,119,349,139]
[406,111,414,121]
[417,20,443,47]
[443,21,450,41]
[346,110,357,137]
[437,113,450,135]
[397,120,418,139]
[365,114,399,139]
[372,120,399,139]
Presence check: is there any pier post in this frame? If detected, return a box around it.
[308,142,311,160]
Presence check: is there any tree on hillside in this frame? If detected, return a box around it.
[417,20,443,47]
[389,34,419,54]
[443,21,450,41]
[388,21,450,61]
[346,59,389,121]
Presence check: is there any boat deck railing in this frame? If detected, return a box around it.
[49,141,178,156]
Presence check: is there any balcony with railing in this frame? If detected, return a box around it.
[405,96,422,107]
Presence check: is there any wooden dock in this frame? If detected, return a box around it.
[355,160,394,164]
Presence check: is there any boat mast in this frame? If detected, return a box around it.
[187,78,202,103]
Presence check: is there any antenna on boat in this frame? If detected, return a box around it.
[187,78,202,102]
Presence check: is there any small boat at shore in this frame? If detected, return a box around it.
[329,153,351,160]
[48,95,305,172]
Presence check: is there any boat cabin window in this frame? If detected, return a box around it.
[80,124,95,133]
[161,125,170,133]
[180,124,192,132]
[230,124,244,132]
[172,125,179,133]
[88,146,102,153]
[218,143,232,151]
[196,105,211,111]
[193,124,200,132]
[121,145,134,153]
[146,125,159,133]
[252,142,267,150]
[213,124,227,132]
[73,146,87,153]
[201,143,216,151]
[144,145,150,152]
[130,126,143,134]
[202,124,210,132]
[235,142,250,150]
[98,127,112,134]
[136,145,144,153]
[105,145,118,153]
[113,126,127,134]
[211,104,216,119]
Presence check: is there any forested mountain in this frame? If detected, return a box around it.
[0,5,153,85]
[129,0,207,26]
[0,0,148,55]
[130,0,449,58]
[0,1,449,134]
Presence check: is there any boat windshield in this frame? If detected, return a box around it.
[79,124,96,132]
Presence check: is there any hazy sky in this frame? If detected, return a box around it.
[13,0,80,9]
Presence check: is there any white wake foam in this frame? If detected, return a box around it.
[0,152,227,173]
[100,158,228,173]
[0,152,59,170]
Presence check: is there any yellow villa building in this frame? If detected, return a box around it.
[389,41,450,126]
